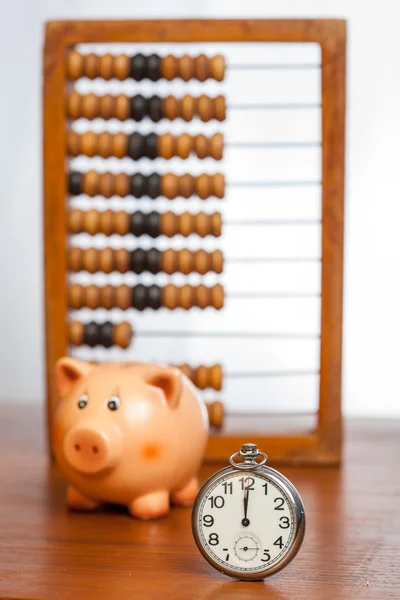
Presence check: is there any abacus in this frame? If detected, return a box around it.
[44,19,346,464]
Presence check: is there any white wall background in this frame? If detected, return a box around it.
[0,0,399,417]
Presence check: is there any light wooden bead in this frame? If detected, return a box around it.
[179,212,193,237]
[163,95,179,120]
[115,94,130,120]
[82,132,97,157]
[68,209,83,233]
[69,284,84,309]
[82,93,97,120]
[180,174,194,198]
[100,210,114,236]
[85,53,99,79]
[179,55,194,81]
[195,54,209,82]
[101,94,115,120]
[100,248,114,273]
[197,95,213,122]
[86,209,100,236]
[158,133,174,160]
[210,54,225,81]
[161,173,179,200]
[115,249,130,273]
[181,95,195,121]
[161,55,178,80]
[67,51,84,80]
[99,53,114,80]
[69,247,82,271]
[206,400,224,429]
[68,321,84,346]
[211,133,224,160]
[114,321,132,348]
[114,211,130,236]
[67,91,81,119]
[214,173,225,198]
[67,131,80,157]
[213,249,224,274]
[114,173,130,197]
[113,133,128,158]
[85,248,98,273]
[114,54,130,80]
[176,133,192,159]
[82,170,98,196]
[116,285,131,310]
[196,174,211,199]
[211,212,222,237]
[215,95,226,121]
[194,135,208,159]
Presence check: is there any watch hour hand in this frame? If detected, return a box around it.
[242,487,250,526]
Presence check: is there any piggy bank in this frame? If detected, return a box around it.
[53,358,209,519]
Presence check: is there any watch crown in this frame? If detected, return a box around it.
[240,443,258,458]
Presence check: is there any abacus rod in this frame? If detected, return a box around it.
[225,369,319,378]
[228,103,322,110]
[226,257,321,263]
[226,141,321,149]
[227,292,320,299]
[227,180,321,187]
[132,331,320,340]
[226,219,321,226]
[228,63,320,70]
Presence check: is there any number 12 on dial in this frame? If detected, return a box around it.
[192,444,305,580]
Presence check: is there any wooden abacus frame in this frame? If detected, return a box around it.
[43,19,346,465]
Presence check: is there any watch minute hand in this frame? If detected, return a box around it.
[244,487,249,519]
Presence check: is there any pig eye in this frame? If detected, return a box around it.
[107,395,120,411]
[77,394,88,409]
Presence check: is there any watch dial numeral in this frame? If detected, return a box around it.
[279,516,290,529]
[202,514,214,527]
[222,481,233,495]
[239,476,255,491]
[274,536,284,549]
[208,495,225,509]
[223,548,229,561]
[262,482,268,495]
[261,549,271,562]
[274,497,285,510]
[208,533,219,546]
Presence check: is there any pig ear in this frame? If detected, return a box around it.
[146,367,182,409]
[55,357,92,397]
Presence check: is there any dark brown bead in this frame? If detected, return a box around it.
[69,172,82,195]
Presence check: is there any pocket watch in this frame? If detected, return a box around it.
[192,443,305,580]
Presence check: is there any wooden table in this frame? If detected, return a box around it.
[1,406,399,600]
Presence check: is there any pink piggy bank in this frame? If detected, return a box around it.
[53,358,209,519]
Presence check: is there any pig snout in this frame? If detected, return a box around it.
[63,425,121,474]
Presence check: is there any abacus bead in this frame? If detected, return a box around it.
[128,133,144,160]
[113,133,127,159]
[195,54,209,82]
[114,322,132,348]
[148,95,163,122]
[207,400,224,429]
[161,55,178,80]
[145,133,158,159]
[160,212,177,237]
[115,94,130,120]
[84,322,101,347]
[67,51,83,80]
[148,211,161,238]
[87,284,100,309]
[68,91,81,119]
[148,284,162,309]
[115,173,130,197]
[158,133,174,159]
[211,133,224,160]
[69,209,83,233]
[101,247,114,273]
[213,283,224,309]
[69,321,83,346]
[196,174,211,199]
[198,95,213,122]
[212,212,222,237]
[130,54,147,80]
[196,249,209,275]
[177,133,192,159]
[147,173,161,199]
[101,285,115,310]
[195,365,208,389]
[215,95,226,121]
[181,95,195,121]
[100,94,114,119]
[101,322,114,348]
[195,135,208,159]
[213,249,224,274]
[130,95,147,121]
[130,248,146,274]
[180,212,193,237]
[180,55,194,81]
[147,248,161,274]
[85,248,98,273]
[130,211,145,236]
[67,131,80,156]
[82,93,98,120]
[161,249,176,274]
[180,174,194,198]
[196,284,209,309]
[101,172,114,198]
[116,284,131,310]
[161,173,178,199]
[114,211,130,236]
[85,53,99,79]
[114,54,130,80]
[132,284,147,311]
[98,132,112,158]
[68,247,81,271]
[179,249,192,274]
[147,54,161,81]
[163,284,178,309]
[210,54,225,81]
[214,173,225,198]
[131,173,147,198]
[86,209,100,235]
[82,131,97,157]
[69,284,84,309]
[99,54,113,80]
[115,249,130,273]
[83,170,99,196]
[100,210,114,236]
[211,364,222,391]
[69,172,82,195]
[180,285,193,310]
[163,95,179,120]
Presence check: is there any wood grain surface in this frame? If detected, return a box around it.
[0,405,399,599]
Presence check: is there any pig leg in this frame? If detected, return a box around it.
[128,491,170,520]
[171,477,199,507]
[67,486,100,511]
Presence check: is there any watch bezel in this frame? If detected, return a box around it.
[191,464,306,580]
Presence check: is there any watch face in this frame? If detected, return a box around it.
[192,466,305,579]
